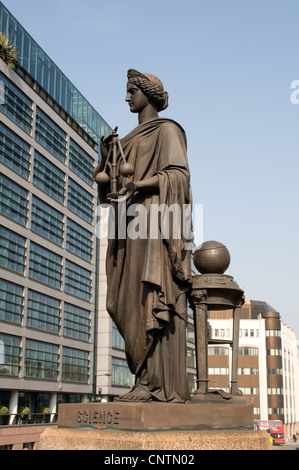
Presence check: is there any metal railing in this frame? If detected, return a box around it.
[0,413,58,426]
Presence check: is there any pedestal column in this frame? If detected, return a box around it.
[192,290,209,396]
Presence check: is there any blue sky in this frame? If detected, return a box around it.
[5,0,299,338]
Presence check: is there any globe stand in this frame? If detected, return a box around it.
[189,241,246,404]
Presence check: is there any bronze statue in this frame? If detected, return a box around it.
[94,69,192,402]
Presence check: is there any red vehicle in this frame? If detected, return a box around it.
[254,420,285,445]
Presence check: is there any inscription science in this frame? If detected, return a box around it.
[77,408,120,427]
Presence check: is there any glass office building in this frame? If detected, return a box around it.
[0,1,116,426]
[0,3,110,143]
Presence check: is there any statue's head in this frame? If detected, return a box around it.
[127,69,168,112]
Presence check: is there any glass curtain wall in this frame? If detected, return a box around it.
[0,2,111,144]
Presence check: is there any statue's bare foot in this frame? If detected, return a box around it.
[115,386,152,402]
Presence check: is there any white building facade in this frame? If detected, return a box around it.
[208,305,299,438]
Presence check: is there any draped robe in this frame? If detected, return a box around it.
[99,118,192,402]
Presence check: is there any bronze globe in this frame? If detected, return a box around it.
[94,171,110,185]
[120,162,134,177]
[193,240,231,274]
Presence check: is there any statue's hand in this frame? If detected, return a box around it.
[100,126,118,160]
[118,182,136,199]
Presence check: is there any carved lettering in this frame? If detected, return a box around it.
[76,408,120,426]
[83,411,89,423]
[77,410,82,423]
[114,411,120,424]
[107,410,113,424]
[99,410,106,423]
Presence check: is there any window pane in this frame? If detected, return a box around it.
[25,339,59,379]
[0,333,21,376]
[63,303,90,341]
[62,347,89,382]
[66,218,92,261]
[112,322,125,350]
[0,226,26,273]
[69,138,94,185]
[64,260,91,301]
[0,71,32,132]
[0,122,30,178]
[0,174,28,225]
[33,151,65,203]
[0,279,23,324]
[29,242,62,288]
[31,195,64,245]
[208,347,229,355]
[35,107,66,162]
[112,357,130,387]
[238,347,258,356]
[67,178,93,223]
[27,290,60,333]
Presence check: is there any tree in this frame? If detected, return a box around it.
[0,32,19,68]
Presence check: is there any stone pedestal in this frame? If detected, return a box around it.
[40,427,271,451]
[55,401,253,431]
[39,402,272,450]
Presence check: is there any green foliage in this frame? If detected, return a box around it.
[18,406,30,417]
[0,406,9,414]
[0,32,19,68]
[37,407,50,414]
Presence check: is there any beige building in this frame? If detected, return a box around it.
[208,300,299,438]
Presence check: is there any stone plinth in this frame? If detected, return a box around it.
[39,401,272,450]
[56,401,253,432]
[40,427,272,451]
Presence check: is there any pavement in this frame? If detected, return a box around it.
[272,440,299,450]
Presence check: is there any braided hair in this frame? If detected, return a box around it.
[127,69,168,112]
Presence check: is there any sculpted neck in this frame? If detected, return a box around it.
[138,104,159,125]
